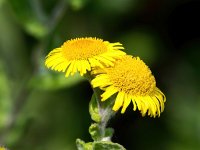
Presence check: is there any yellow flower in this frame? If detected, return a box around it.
[45,37,126,77]
[91,55,166,117]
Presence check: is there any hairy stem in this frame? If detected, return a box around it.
[95,88,115,141]
[85,72,115,141]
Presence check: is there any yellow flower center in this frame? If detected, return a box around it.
[106,56,156,96]
[61,37,108,60]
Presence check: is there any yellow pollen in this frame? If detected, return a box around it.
[106,56,156,96]
[61,37,108,60]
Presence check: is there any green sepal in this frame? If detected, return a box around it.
[89,94,101,123]
[76,139,92,150]
[93,141,126,150]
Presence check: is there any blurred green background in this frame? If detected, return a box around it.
[0,0,200,149]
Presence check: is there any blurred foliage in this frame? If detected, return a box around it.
[8,0,48,38]
[0,0,200,150]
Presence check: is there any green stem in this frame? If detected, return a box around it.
[85,72,115,141]
[92,86,115,141]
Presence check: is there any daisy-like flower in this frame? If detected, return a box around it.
[45,37,126,77]
[91,55,166,117]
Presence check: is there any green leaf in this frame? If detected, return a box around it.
[93,141,126,150]
[89,123,101,141]
[89,123,114,142]
[76,139,85,150]
[105,128,114,139]
[76,139,126,150]
[89,94,101,122]
[76,139,93,150]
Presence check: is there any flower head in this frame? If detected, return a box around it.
[45,37,126,77]
[91,55,166,117]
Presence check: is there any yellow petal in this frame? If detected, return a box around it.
[65,61,75,77]
[101,86,118,101]
[121,94,131,113]
[112,92,125,111]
